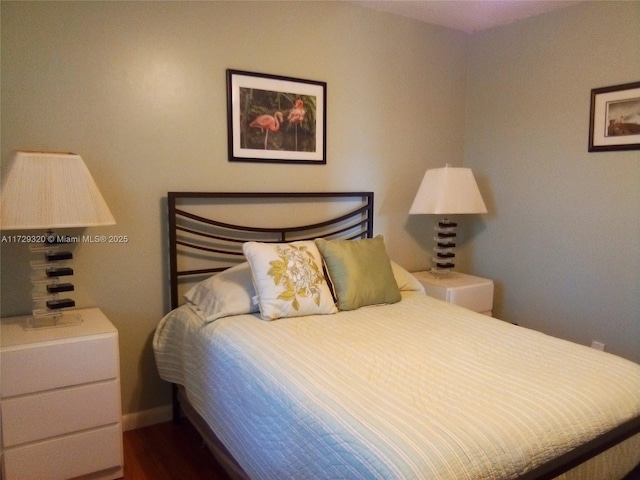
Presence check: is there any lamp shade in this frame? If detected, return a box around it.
[409,166,487,215]
[0,151,116,230]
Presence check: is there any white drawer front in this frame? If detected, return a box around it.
[3,424,123,480]
[2,380,121,447]
[1,334,118,397]
[446,282,494,313]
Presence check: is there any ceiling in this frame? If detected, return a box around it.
[350,0,585,33]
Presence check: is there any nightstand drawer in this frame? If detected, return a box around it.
[2,380,120,446]
[2,424,123,480]
[0,334,118,397]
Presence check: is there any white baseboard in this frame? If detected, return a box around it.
[122,404,173,431]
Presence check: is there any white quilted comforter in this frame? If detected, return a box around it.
[153,292,640,479]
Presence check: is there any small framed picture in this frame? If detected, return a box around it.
[226,69,326,164]
[589,81,640,152]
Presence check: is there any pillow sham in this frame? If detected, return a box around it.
[315,235,401,311]
[183,262,258,323]
[391,261,425,293]
[243,240,338,321]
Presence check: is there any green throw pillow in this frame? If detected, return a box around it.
[315,235,401,311]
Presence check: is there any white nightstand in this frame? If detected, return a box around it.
[0,308,123,480]
[413,271,494,316]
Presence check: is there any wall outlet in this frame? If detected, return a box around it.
[590,340,605,351]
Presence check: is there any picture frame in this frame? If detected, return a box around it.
[226,69,327,164]
[589,81,640,152]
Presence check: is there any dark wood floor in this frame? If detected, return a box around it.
[123,420,640,480]
[122,420,231,479]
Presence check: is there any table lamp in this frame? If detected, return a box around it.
[409,164,487,277]
[0,151,115,327]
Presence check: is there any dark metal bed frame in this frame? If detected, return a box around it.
[165,191,640,480]
[168,191,374,311]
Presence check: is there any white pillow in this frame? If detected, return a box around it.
[184,262,258,323]
[243,240,338,321]
[391,261,425,293]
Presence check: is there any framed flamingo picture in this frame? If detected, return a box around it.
[227,69,326,164]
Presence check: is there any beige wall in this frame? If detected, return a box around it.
[464,1,640,362]
[1,1,468,415]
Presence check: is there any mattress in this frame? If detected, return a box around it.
[153,292,640,479]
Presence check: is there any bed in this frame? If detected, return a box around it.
[153,192,640,480]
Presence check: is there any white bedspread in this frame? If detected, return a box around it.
[153,292,640,479]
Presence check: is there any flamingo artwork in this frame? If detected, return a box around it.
[287,99,305,124]
[249,111,283,149]
[287,99,305,151]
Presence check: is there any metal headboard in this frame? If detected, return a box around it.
[167,192,374,310]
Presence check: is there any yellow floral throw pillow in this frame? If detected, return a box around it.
[243,241,338,321]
